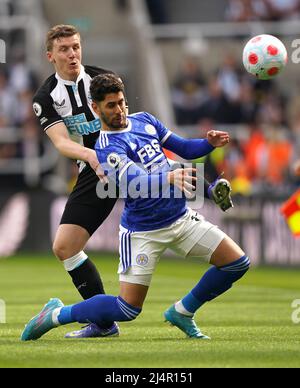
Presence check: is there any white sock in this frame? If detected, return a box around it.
[63,251,88,272]
[52,308,63,326]
[175,301,194,317]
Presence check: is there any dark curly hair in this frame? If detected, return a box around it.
[90,74,125,102]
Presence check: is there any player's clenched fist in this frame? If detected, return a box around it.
[207,130,230,148]
[167,168,197,198]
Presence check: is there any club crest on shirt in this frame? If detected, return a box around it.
[107,153,121,168]
[145,125,156,136]
[136,254,149,266]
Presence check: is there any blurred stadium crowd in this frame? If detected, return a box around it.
[0,0,41,189]
[171,53,300,197]
[0,56,40,189]
[225,0,300,22]
[0,0,299,196]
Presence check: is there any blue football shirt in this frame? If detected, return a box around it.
[95,112,187,232]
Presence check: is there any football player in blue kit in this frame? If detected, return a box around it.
[21,74,249,341]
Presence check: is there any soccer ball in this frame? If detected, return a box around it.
[243,34,288,80]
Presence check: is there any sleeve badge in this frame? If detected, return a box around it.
[107,153,121,169]
[33,103,42,117]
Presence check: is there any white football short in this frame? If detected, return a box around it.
[118,208,226,286]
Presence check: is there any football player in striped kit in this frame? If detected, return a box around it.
[32,25,120,339]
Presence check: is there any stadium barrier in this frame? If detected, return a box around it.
[0,191,299,265]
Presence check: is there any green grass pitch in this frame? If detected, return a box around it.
[0,253,300,368]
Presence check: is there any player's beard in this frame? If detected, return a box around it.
[101,112,127,130]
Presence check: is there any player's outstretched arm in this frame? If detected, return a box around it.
[46,122,106,181]
[164,131,232,210]
[163,130,230,161]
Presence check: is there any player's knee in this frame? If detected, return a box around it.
[52,241,71,261]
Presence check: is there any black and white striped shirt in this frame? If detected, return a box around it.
[33,65,114,151]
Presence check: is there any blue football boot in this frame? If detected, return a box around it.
[164,305,210,340]
[21,298,64,341]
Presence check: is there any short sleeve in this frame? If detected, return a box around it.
[33,91,63,132]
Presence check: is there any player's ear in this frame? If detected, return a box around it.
[92,101,100,115]
[47,51,55,64]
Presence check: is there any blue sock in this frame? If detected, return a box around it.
[181,255,250,314]
[58,305,74,325]
[58,295,141,326]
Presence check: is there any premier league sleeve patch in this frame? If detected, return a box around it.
[33,102,42,117]
[107,153,121,169]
